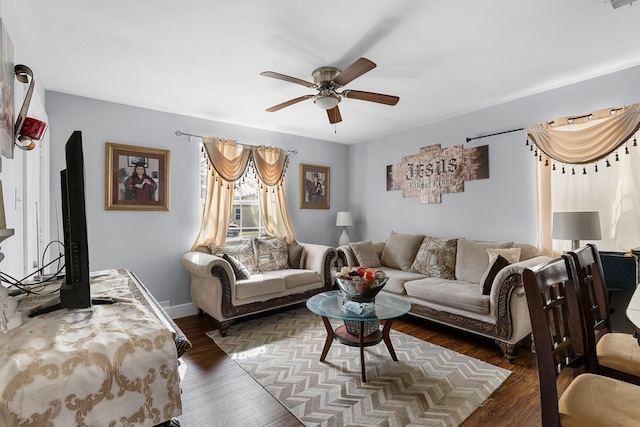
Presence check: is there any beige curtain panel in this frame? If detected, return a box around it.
[253,146,295,242]
[191,138,245,251]
[527,102,640,165]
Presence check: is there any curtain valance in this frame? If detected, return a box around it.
[252,146,288,186]
[526,102,640,165]
[202,138,288,186]
[202,138,251,182]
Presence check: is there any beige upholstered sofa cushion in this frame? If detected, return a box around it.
[455,239,513,284]
[235,275,286,300]
[376,267,427,295]
[265,269,322,290]
[349,240,381,268]
[404,277,490,314]
[380,231,425,270]
[513,242,540,261]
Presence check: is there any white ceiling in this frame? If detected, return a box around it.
[14,0,640,144]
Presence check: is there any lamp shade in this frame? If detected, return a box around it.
[336,211,353,227]
[314,94,340,110]
[552,211,602,240]
[553,211,602,250]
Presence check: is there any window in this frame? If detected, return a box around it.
[550,142,640,253]
[199,147,267,239]
[230,173,267,239]
[528,104,640,255]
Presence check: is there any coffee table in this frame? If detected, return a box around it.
[306,290,411,382]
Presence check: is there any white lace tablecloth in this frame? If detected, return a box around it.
[0,269,181,426]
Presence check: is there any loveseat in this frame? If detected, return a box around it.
[182,237,337,335]
[337,232,551,362]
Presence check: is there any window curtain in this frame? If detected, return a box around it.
[252,146,296,242]
[190,138,250,251]
[191,137,295,251]
[527,102,640,254]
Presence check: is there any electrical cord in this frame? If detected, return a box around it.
[40,240,64,279]
[2,252,65,295]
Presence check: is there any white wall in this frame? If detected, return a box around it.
[45,92,349,307]
[348,64,640,245]
[0,0,47,279]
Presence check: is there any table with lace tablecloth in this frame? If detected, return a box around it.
[0,269,183,427]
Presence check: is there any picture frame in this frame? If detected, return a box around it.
[0,18,15,160]
[105,142,170,211]
[300,163,330,209]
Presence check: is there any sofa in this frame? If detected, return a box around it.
[182,237,337,335]
[337,232,551,362]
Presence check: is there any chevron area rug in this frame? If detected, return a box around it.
[207,307,510,427]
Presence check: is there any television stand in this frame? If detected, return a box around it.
[4,269,184,426]
[28,297,114,317]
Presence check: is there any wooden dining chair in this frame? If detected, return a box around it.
[522,255,640,426]
[569,244,640,385]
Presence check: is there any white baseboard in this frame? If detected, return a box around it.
[165,302,198,319]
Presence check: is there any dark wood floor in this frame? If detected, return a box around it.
[174,309,542,426]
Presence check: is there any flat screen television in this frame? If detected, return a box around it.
[30,131,110,317]
[58,130,91,308]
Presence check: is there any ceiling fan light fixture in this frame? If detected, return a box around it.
[611,0,637,8]
[314,93,340,110]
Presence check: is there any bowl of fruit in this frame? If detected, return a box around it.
[332,266,388,303]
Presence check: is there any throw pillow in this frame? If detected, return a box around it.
[455,238,514,284]
[380,231,425,270]
[288,239,305,269]
[254,237,289,272]
[349,240,381,268]
[480,255,511,295]
[409,236,457,279]
[487,247,521,264]
[214,238,257,273]
[221,253,251,280]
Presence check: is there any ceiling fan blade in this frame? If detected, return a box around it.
[333,58,376,86]
[343,90,399,106]
[327,106,342,124]
[260,71,316,89]
[265,95,314,112]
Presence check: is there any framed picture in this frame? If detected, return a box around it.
[0,19,15,159]
[300,163,330,209]
[105,142,170,211]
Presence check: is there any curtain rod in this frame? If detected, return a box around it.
[466,127,525,143]
[175,130,297,154]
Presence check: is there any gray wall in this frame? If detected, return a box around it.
[45,92,349,307]
[347,65,640,245]
[4,0,640,312]
[39,64,640,310]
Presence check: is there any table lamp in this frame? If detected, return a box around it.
[336,211,353,246]
[552,211,602,250]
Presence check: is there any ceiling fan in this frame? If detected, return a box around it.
[260,57,399,124]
